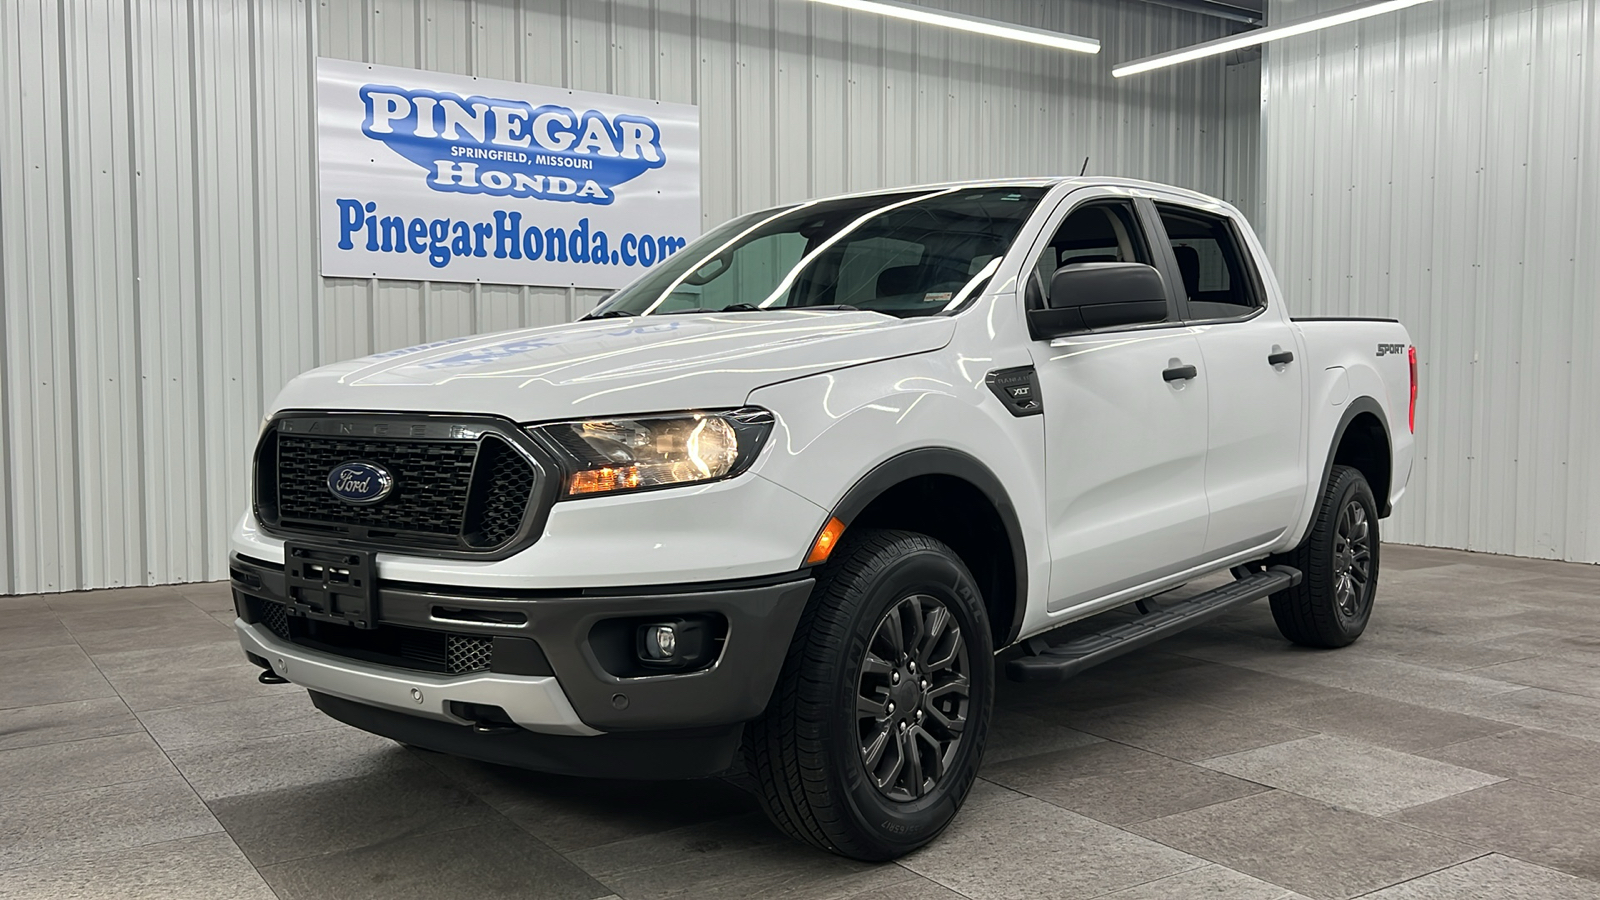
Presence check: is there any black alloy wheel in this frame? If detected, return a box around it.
[1331,498,1374,621]
[856,593,971,802]
[743,528,994,861]
[1267,464,1381,648]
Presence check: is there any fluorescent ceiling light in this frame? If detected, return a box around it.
[1112,0,1435,77]
[809,0,1100,54]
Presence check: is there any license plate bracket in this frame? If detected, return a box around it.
[283,543,378,629]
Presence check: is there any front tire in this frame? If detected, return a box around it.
[1268,464,1380,648]
[743,529,994,860]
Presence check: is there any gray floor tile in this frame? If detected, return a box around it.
[1391,781,1600,881]
[172,580,236,613]
[258,822,610,900]
[833,877,972,900]
[963,776,1031,809]
[0,732,176,798]
[1198,734,1502,815]
[1399,562,1548,586]
[1264,692,1514,753]
[900,796,1206,900]
[1357,853,1600,899]
[980,707,1104,765]
[209,767,501,866]
[0,832,275,900]
[1422,728,1600,799]
[1096,864,1307,899]
[1473,654,1600,700]
[166,724,425,801]
[1517,574,1600,597]
[1436,687,1600,743]
[43,586,196,614]
[0,595,49,613]
[0,645,117,711]
[985,739,1267,826]
[0,697,142,752]
[0,776,221,871]
[574,820,915,900]
[1242,656,1527,710]
[1031,756,1267,826]
[1061,698,1316,761]
[1474,629,1600,665]
[1381,546,1460,572]
[63,615,234,656]
[439,761,759,853]
[984,739,1186,789]
[1337,628,1538,672]
[0,618,76,653]
[1130,791,1479,900]
[1140,663,1349,717]
[563,811,787,875]
[91,639,285,712]
[997,670,1160,715]
[138,690,341,750]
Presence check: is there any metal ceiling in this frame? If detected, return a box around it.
[1131,0,1264,25]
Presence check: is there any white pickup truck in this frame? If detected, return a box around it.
[231,177,1416,860]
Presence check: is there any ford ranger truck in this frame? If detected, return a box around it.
[230,178,1416,860]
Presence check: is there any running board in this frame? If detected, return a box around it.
[1006,566,1302,683]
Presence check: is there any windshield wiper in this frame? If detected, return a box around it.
[580,309,635,320]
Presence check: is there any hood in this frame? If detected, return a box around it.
[272,310,955,421]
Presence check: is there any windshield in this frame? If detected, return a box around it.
[591,187,1047,319]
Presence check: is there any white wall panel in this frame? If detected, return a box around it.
[1,0,1258,593]
[1261,0,1600,563]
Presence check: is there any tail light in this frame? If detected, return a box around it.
[1407,345,1418,433]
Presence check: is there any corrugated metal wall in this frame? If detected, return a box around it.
[0,0,1258,594]
[1260,0,1600,563]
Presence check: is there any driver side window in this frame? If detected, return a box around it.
[1026,201,1159,319]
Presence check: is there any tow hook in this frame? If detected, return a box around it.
[257,669,290,685]
[472,722,520,735]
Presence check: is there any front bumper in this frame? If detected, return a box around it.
[237,620,599,735]
[230,554,813,734]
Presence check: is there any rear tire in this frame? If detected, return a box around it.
[1268,464,1380,648]
[742,529,994,860]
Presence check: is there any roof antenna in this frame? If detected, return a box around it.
[1079,156,1090,176]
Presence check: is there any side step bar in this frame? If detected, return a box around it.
[1006,566,1302,683]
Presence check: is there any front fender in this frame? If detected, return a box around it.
[747,352,1052,637]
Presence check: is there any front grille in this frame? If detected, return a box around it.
[249,598,493,675]
[463,437,537,548]
[256,418,541,554]
[276,435,478,539]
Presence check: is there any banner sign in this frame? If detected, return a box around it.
[316,59,701,288]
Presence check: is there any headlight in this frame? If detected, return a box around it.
[530,408,775,498]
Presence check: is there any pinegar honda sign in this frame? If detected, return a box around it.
[317,59,701,289]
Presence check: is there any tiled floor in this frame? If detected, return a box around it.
[2,544,1598,899]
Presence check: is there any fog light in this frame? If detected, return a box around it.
[635,617,713,670]
[644,624,677,659]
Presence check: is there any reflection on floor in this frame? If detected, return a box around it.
[2,545,1599,899]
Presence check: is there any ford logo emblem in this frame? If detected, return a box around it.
[326,461,395,505]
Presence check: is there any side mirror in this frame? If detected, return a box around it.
[1027,262,1168,340]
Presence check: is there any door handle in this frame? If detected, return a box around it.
[1163,364,1198,382]
[1268,350,1295,366]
